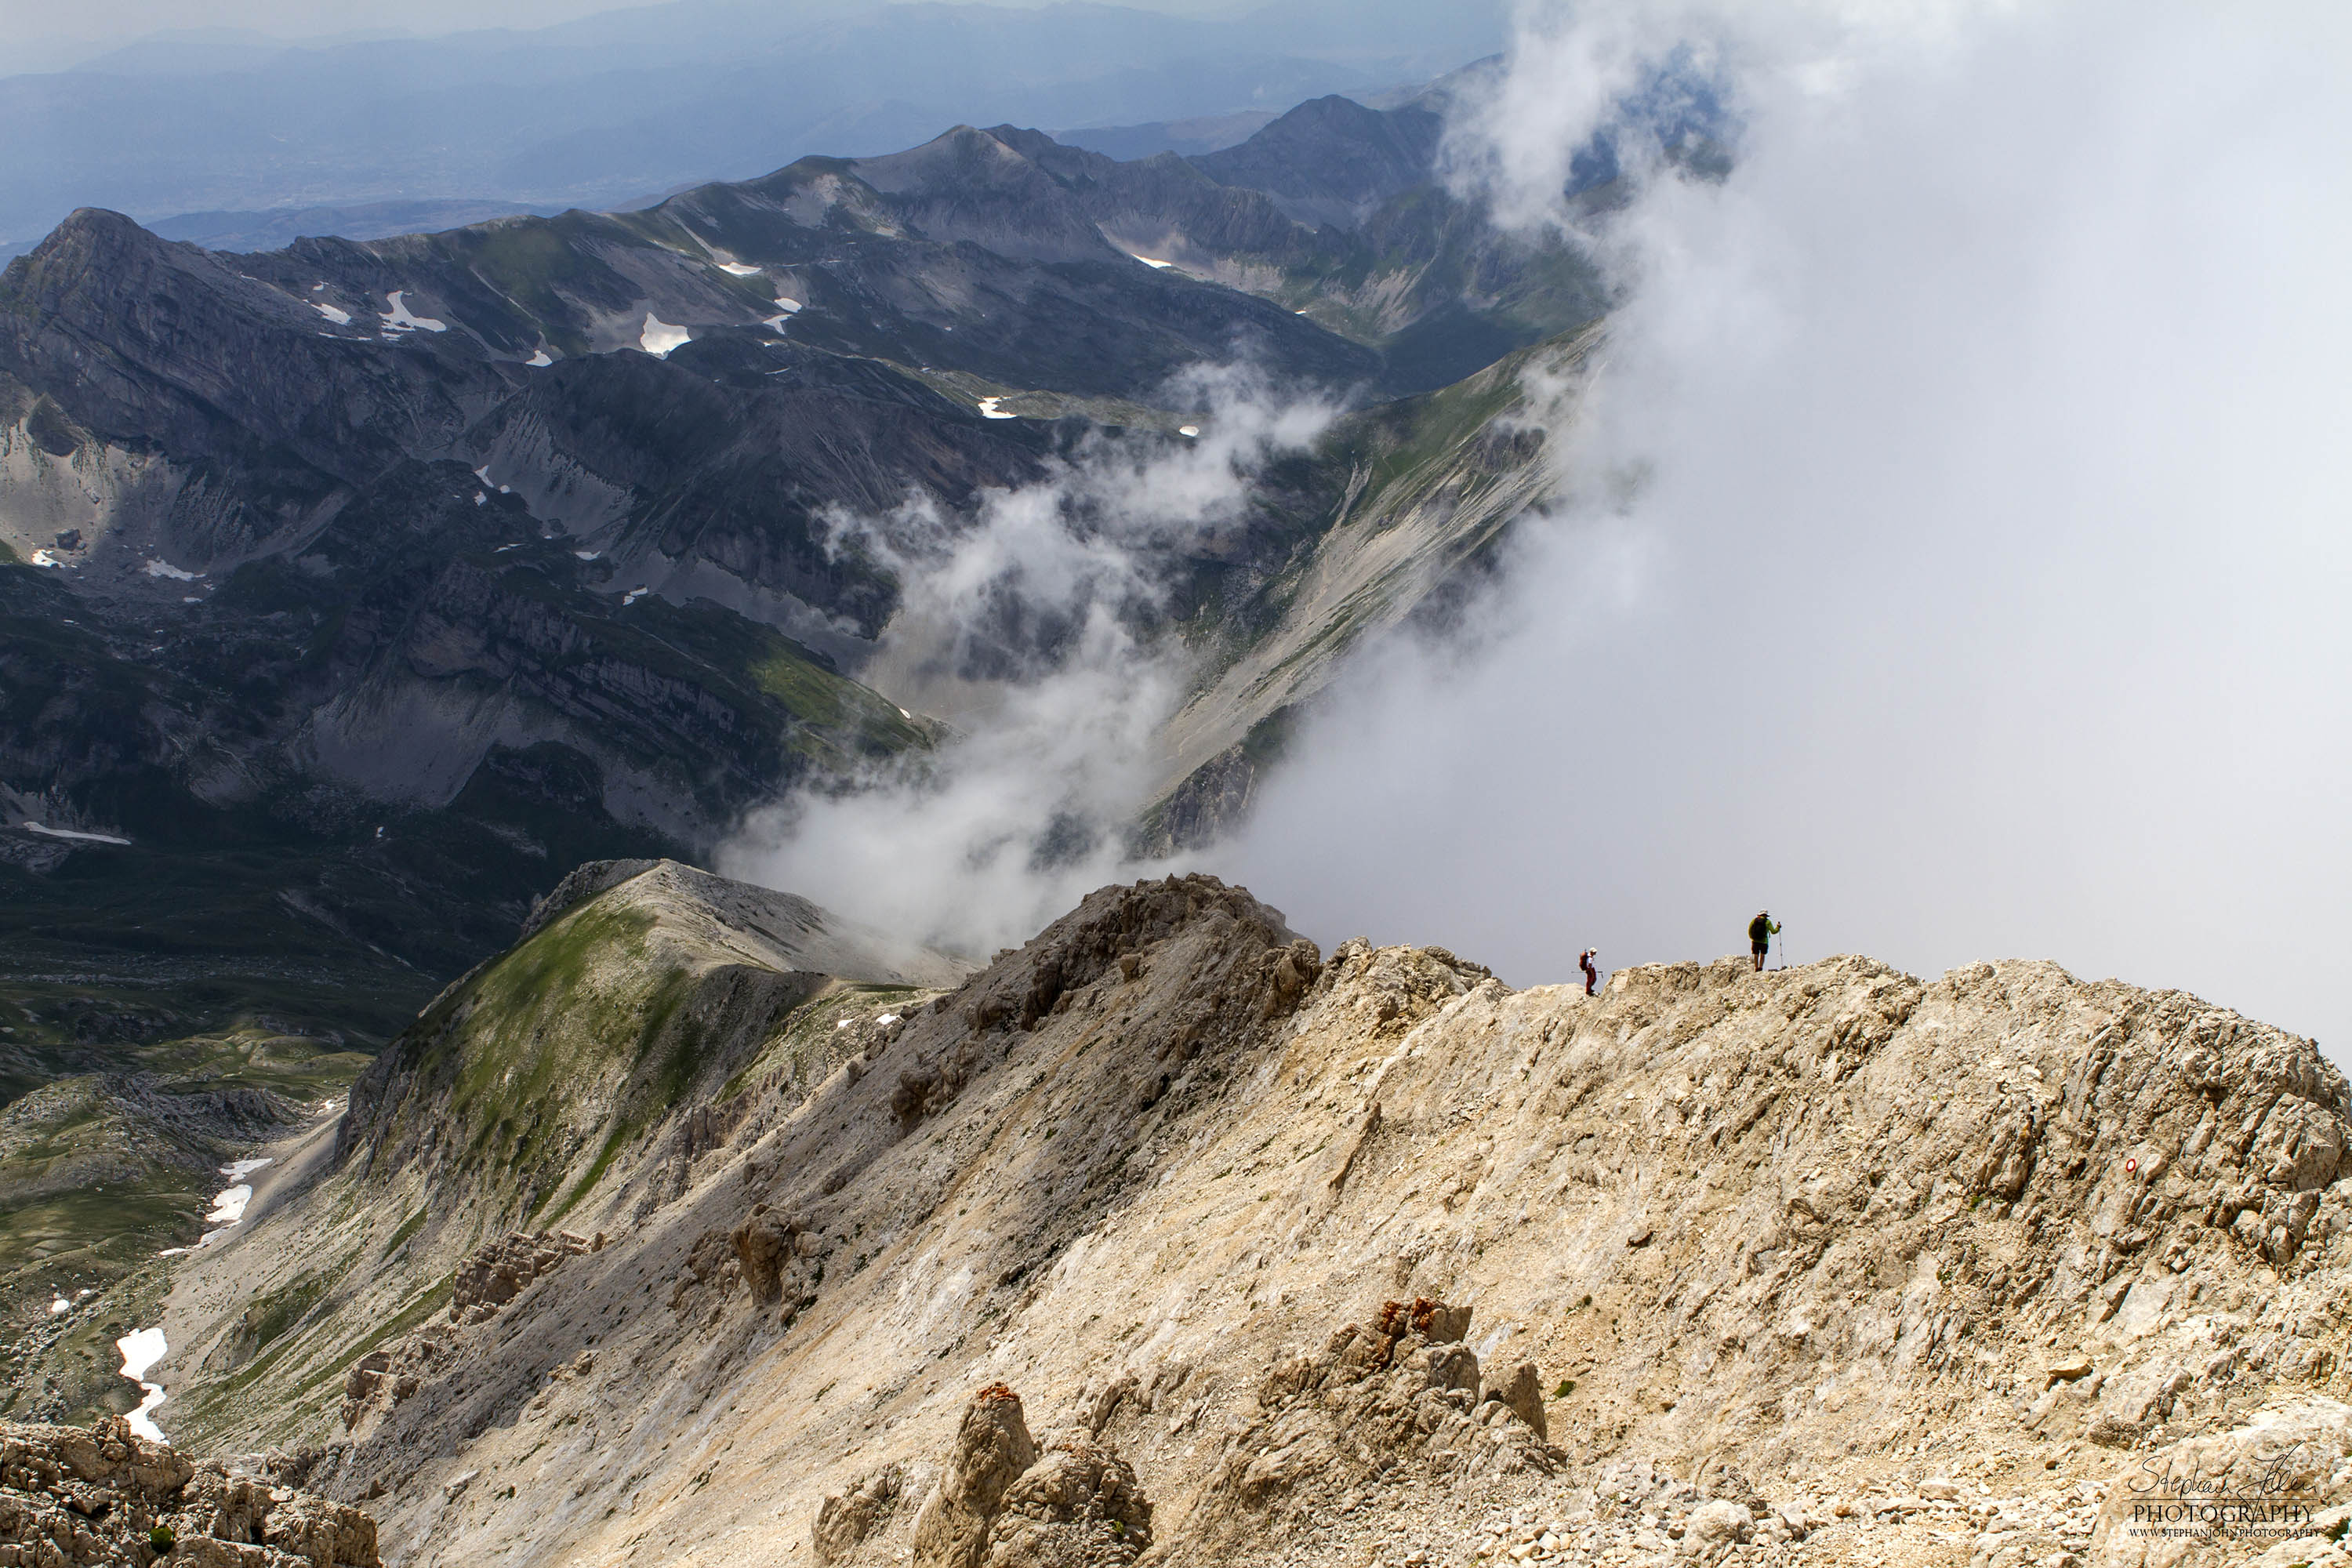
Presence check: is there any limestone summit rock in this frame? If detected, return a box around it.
[904,1385,1153,1568]
[0,1418,377,1567]
[138,867,2352,1568]
[912,1384,1039,1568]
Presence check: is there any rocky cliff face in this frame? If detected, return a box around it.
[122,866,2352,1568]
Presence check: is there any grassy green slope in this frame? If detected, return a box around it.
[0,1020,372,1423]
[162,870,942,1447]
[340,872,904,1228]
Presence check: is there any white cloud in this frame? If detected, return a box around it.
[1223,0,2352,1058]
[719,367,1335,958]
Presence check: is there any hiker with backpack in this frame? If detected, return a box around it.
[1748,910,1780,971]
[1578,948,1599,996]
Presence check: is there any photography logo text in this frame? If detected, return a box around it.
[2124,1444,2326,1545]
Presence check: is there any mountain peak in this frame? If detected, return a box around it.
[1192,93,1445,225]
[134,869,2352,1566]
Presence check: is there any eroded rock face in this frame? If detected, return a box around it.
[340,1330,445,1433]
[449,1229,597,1324]
[902,1387,1154,1568]
[913,1385,1040,1568]
[1485,1361,1549,1444]
[814,1464,906,1565]
[981,1438,1152,1568]
[1196,1298,1562,1543]
[0,1418,378,1567]
[728,1205,824,1323]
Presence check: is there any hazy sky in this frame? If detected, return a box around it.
[7,0,597,52]
[1,0,1222,56]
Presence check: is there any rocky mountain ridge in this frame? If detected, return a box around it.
[75,862,2352,1568]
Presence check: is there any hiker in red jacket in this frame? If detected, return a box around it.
[1579,948,1599,996]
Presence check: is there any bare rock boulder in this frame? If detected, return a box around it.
[913,1385,1040,1568]
[1485,1361,1548,1443]
[814,1463,906,1565]
[980,1438,1152,1568]
[1687,1500,1755,1545]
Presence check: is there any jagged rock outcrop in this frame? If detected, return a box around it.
[814,1465,911,1565]
[1486,1360,1549,1443]
[726,1204,825,1316]
[981,1437,1152,1568]
[339,1329,450,1434]
[448,1229,598,1323]
[0,1418,378,1567]
[913,1385,1040,1568]
[1195,1296,1563,1542]
[664,1201,832,1332]
[904,1386,1153,1568]
[147,870,2352,1568]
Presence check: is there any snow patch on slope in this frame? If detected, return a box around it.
[116,1327,169,1441]
[379,291,447,334]
[24,822,132,845]
[639,314,691,356]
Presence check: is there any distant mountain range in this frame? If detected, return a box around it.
[0,0,1509,253]
[0,77,1617,1047]
[144,201,574,258]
